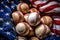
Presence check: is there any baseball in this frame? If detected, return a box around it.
[40,16,53,27]
[29,37,39,40]
[35,24,51,39]
[24,14,29,22]
[29,8,39,13]
[17,3,29,14]
[25,12,41,26]
[17,36,27,40]
[15,22,33,36]
[12,11,24,24]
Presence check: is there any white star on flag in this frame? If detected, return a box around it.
[6,32,10,35]
[6,22,10,25]
[5,5,9,8]
[0,27,3,30]
[1,2,4,4]
[11,6,14,9]
[0,9,4,12]
[5,13,9,16]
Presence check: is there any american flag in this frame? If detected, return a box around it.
[30,0,60,13]
[0,0,19,40]
[52,17,60,35]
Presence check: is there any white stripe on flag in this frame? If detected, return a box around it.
[46,7,60,13]
[53,24,60,30]
[40,1,58,11]
[34,0,48,5]
[54,17,60,20]
[34,1,43,5]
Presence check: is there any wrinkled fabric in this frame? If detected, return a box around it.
[0,0,19,40]
[30,0,60,13]
[44,34,60,40]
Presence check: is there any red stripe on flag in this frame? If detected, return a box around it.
[30,0,37,5]
[37,0,51,8]
[43,4,59,12]
[52,29,60,35]
[54,20,60,25]
[37,3,47,8]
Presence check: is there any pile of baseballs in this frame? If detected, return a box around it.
[12,2,53,40]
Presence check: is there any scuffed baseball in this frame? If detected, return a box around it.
[17,3,29,14]
[29,8,39,13]
[15,22,33,36]
[29,37,39,40]
[17,36,27,40]
[28,12,41,26]
[24,12,41,26]
[12,11,24,24]
[40,16,53,27]
[35,24,51,39]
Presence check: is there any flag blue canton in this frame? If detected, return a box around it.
[0,0,19,40]
[10,2,17,11]
[44,35,60,40]
[0,12,4,26]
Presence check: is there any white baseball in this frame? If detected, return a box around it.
[17,3,29,13]
[15,22,32,36]
[25,12,41,26]
[17,36,27,40]
[35,24,51,39]
[40,16,53,27]
[12,11,24,24]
